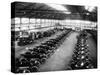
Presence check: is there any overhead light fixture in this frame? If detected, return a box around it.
[63,11,71,14]
[46,4,71,14]
[86,13,90,15]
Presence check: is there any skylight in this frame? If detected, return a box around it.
[46,4,71,14]
[84,6,96,12]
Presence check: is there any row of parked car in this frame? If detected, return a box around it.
[15,29,71,73]
[70,31,94,69]
[17,28,60,46]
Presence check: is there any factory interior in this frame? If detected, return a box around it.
[11,2,97,73]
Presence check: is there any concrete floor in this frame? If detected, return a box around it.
[39,32,79,72]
